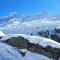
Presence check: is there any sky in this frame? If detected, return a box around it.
[0,0,60,16]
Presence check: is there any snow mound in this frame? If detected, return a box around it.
[0,42,51,60]
[0,31,5,36]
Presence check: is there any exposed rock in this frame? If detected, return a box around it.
[27,42,60,59]
[55,28,60,33]
[37,30,51,38]
[4,36,28,49]
[37,29,60,43]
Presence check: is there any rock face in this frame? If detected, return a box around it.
[4,36,28,49]
[55,28,60,33]
[27,42,60,60]
[4,36,60,60]
[37,28,60,43]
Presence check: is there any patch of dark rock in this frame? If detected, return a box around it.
[37,29,60,43]
[37,30,50,38]
[27,42,60,59]
[0,36,2,39]
[55,28,60,33]
[4,36,28,49]
[19,51,26,57]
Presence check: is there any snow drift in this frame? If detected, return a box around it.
[0,42,51,60]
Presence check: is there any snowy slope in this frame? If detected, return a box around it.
[0,20,60,35]
[1,34,60,48]
[20,49,52,60]
[0,42,52,60]
[0,42,22,60]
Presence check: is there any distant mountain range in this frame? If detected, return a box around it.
[0,12,60,26]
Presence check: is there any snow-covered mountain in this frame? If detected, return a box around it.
[1,12,60,26]
[0,12,60,34]
[0,12,60,60]
[0,19,60,36]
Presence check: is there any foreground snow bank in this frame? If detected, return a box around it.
[0,42,21,60]
[0,42,51,60]
[20,49,52,60]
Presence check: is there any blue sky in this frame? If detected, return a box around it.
[0,0,60,16]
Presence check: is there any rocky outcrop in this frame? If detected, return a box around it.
[37,29,60,43]
[27,42,60,60]
[4,36,60,60]
[37,30,50,38]
[55,28,60,33]
[4,36,28,49]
